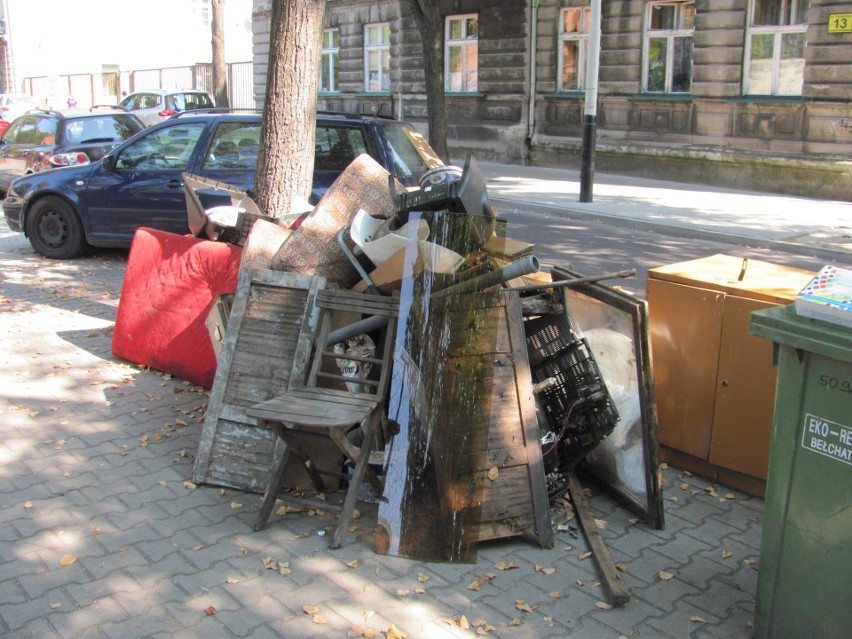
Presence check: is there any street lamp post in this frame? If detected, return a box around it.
[579,0,602,203]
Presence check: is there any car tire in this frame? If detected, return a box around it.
[25,197,88,259]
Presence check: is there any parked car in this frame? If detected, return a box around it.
[117,89,215,126]
[0,93,38,123]
[3,111,444,259]
[0,108,146,195]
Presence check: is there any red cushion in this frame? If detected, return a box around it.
[112,228,242,388]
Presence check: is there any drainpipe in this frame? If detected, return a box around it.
[526,0,539,160]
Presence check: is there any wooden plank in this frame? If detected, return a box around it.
[192,269,327,492]
[568,471,630,605]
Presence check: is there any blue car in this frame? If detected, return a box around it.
[2,111,443,259]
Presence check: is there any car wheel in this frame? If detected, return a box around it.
[25,197,87,259]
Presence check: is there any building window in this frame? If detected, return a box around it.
[643,1,695,93]
[364,23,391,92]
[445,14,478,92]
[193,0,210,28]
[745,0,809,95]
[558,7,592,91]
[320,28,340,93]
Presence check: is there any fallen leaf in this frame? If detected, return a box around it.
[24,501,33,509]
[396,589,411,597]
[386,624,406,639]
[226,577,239,584]
[495,560,519,570]
[303,605,320,615]
[507,619,521,627]
[263,557,278,570]
[467,579,483,591]
[487,466,499,481]
[456,615,470,629]
[680,482,690,490]
[313,615,327,624]
[50,603,61,609]
[414,587,426,595]
[596,601,613,610]
[59,554,77,566]
[362,630,378,638]
[690,615,706,623]
[515,601,534,613]
[347,560,359,569]
[192,544,208,551]
[204,606,216,616]
[722,549,733,559]
[534,564,556,575]
[417,572,429,582]
[279,563,291,576]
[594,518,608,530]
[184,481,197,490]
[230,501,243,509]
[579,551,593,561]
[724,492,736,500]
[743,558,758,566]
[659,571,674,581]
[549,591,560,599]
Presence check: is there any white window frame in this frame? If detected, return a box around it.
[320,28,340,93]
[558,6,592,91]
[642,1,695,94]
[445,14,479,93]
[743,0,809,95]
[363,22,391,93]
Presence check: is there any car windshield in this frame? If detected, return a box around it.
[379,123,444,181]
[63,115,144,144]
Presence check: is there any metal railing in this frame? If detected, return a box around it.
[23,62,254,111]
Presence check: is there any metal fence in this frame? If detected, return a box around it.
[23,62,254,110]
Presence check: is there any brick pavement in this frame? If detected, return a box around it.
[0,218,763,639]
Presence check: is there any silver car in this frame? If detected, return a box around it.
[0,93,38,123]
[118,89,214,126]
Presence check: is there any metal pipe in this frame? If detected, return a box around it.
[512,269,635,293]
[430,255,540,301]
[337,225,380,295]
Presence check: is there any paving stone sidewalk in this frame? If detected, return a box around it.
[0,219,763,639]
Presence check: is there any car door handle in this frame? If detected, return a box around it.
[167,179,184,189]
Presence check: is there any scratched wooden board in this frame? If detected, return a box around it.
[192,269,327,492]
[427,291,553,548]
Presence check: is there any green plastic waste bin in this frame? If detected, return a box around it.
[749,304,852,639]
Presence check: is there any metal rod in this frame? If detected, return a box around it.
[430,255,540,301]
[511,269,635,293]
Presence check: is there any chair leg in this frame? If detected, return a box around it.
[331,413,379,549]
[254,439,290,532]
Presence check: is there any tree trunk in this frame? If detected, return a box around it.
[255,0,326,219]
[404,0,450,163]
[211,0,229,108]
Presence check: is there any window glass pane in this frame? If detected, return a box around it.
[682,3,695,28]
[778,31,806,94]
[449,18,462,40]
[672,36,693,92]
[647,38,668,91]
[747,33,774,93]
[465,17,478,38]
[562,41,580,90]
[650,4,675,30]
[448,46,462,91]
[464,43,478,91]
[563,9,584,33]
[753,0,781,26]
[117,123,205,170]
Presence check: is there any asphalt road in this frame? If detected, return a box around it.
[493,199,828,298]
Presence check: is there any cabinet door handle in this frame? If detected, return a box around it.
[720,379,729,387]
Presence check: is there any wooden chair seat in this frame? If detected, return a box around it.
[246,288,398,548]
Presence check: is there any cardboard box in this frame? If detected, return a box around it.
[795,265,852,329]
[352,242,461,295]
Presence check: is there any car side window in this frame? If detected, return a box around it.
[115,122,206,170]
[34,117,58,145]
[203,122,261,170]
[9,117,38,145]
[314,126,368,171]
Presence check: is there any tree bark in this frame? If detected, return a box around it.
[403,0,450,163]
[255,0,326,219]
[211,0,229,108]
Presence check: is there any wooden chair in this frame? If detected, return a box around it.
[246,288,398,548]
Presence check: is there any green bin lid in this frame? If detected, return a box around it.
[750,304,852,364]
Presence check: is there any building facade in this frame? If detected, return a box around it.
[251,0,852,198]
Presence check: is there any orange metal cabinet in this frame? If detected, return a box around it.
[647,255,815,496]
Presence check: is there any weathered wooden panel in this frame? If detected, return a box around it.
[192,269,326,492]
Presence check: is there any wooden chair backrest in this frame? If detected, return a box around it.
[304,289,399,402]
